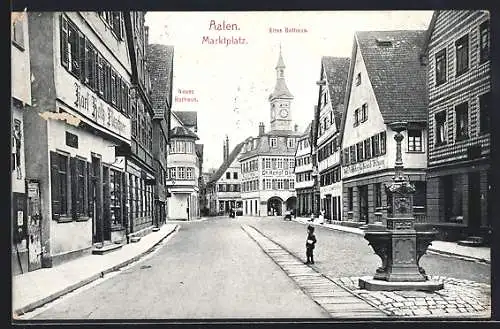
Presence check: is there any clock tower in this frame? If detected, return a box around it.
[268,47,294,131]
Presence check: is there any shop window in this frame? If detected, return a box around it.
[455,34,469,76]
[50,152,69,219]
[375,183,382,209]
[407,129,423,152]
[479,20,490,63]
[348,187,353,211]
[455,102,469,141]
[435,49,447,86]
[480,92,491,133]
[443,175,463,221]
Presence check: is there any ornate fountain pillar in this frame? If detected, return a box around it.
[359,122,443,291]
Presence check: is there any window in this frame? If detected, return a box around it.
[12,15,24,49]
[380,131,386,155]
[354,109,359,127]
[109,169,122,226]
[479,20,490,63]
[226,172,230,179]
[408,130,423,152]
[349,145,356,164]
[270,137,277,148]
[455,34,469,76]
[361,104,368,122]
[233,172,238,179]
[371,134,380,157]
[455,102,469,141]
[435,111,447,146]
[343,149,349,165]
[357,142,364,162]
[187,167,193,180]
[290,180,295,189]
[50,152,68,219]
[364,139,371,159]
[265,158,271,169]
[348,187,353,211]
[480,92,491,133]
[271,158,276,169]
[287,138,295,148]
[277,158,283,169]
[435,49,447,85]
[68,23,80,77]
[169,167,176,179]
[355,73,361,86]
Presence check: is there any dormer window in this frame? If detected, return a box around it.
[287,138,295,148]
[376,38,393,47]
[270,137,277,148]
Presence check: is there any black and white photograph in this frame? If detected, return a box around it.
[11,9,492,321]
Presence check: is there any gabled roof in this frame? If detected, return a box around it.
[208,142,245,184]
[421,11,440,58]
[147,44,174,113]
[170,126,199,140]
[321,56,351,131]
[298,121,312,139]
[353,30,428,124]
[173,111,198,129]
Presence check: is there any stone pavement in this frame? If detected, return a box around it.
[334,276,491,318]
[241,219,491,319]
[241,224,387,318]
[12,224,178,317]
[293,217,491,264]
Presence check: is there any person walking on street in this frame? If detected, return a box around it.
[305,225,317,264]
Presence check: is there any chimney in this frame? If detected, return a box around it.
[223,140,227,162]
[224,135,230,162]
[259,122,265,136]
[294,124,298,132]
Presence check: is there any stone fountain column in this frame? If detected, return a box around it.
[359,122,443,291]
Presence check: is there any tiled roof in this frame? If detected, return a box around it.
[298,122,312,138]
[239,132,299,160]
[146,44,174,111]
[355,30,428,123]
[173,111,198,128]
[208,142,245,184]
[321,57,351,130]
[269,51,294,100]
[264,129,303,137]
[170,126,199,139]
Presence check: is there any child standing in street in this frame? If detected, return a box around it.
[305,225,317,264]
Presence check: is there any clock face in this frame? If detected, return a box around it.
[280,109,288,118]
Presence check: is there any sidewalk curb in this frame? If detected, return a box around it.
[291,218,490,265]
[13,224,179,317]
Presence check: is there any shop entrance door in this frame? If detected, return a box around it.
[26,180,42,271]
[91,156,102,243]
[359,185,369,223]
[325,195,332,221]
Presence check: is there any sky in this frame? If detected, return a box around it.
[145,10,434,171]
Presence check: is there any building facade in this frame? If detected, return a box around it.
[314,57,350,222]
[239,50,300,217]
[26,12,133,267]
[12,11,33,275]
[341,30,428,226]
[206,137,244,216]
[166,112,201,220]
[147,43,174,228]
[294,122,314,217]
[423,10,491,241]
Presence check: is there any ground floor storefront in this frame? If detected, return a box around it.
[342,170,426,226]
[320,182,342,222]
[218,199,242,215]
[426,159,491,242]
[167,186,200,220]
[242,191,297,217]
[296,188,314,217]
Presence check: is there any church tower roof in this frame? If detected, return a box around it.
[269,47,294,101]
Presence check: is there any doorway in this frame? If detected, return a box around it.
[90,156,102,243]
[359,185,368,223]
[468,172,481,233]
[325,195,332,221]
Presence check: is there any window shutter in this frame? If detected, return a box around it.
[98,56,104,96]
[117,78,123,111]
[79,33,86,82]
[119,12,125,39]
[380,131,386,155]
[50,152,61,220]
[60,15,69,68]
[70,157,78,219]
[87,161,92,217]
